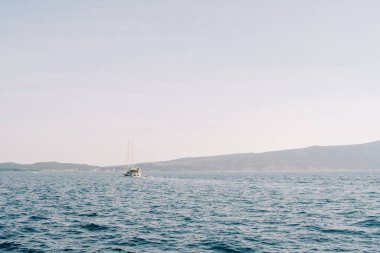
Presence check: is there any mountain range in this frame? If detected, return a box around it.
[0,162,101,172]
[1,140,380,172]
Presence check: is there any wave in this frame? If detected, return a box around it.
[79,223,109,231]
[0,241,22,251]
[353,219,380,228]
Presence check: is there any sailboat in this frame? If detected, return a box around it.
[123,141,142,177]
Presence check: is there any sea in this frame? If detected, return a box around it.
[0,171,379,252]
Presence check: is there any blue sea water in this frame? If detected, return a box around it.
[0,171,379,252]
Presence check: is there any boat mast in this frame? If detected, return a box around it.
[126,140,130,170]
[131,140,134,167]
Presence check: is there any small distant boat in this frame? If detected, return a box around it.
[123,167,141,177]
[123,141,141,177]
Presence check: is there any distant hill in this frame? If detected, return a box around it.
[0,162,101,172]
[137,140,380,171]
[2,140,380,172]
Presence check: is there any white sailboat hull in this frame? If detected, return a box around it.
[123,166,142,177]
[123,171,141,177]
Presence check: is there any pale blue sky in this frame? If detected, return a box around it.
[1,0,380,165]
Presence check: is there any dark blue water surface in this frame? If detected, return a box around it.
[0,171,379,252]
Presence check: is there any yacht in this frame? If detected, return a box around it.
[123,166,141,177]
[123,141,142,177]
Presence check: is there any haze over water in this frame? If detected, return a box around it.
[1,171,379,252]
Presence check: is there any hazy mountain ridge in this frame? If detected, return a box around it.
[0,162,101,172]
[2,141,380,171]
[137,141,380,171]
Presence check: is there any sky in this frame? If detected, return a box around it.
[1,0,380,166]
